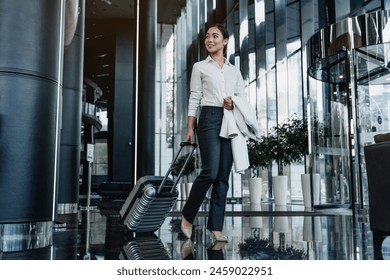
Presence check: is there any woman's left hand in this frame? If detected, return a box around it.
[223,97,233,110]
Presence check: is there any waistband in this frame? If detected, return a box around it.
[201,106,223,111]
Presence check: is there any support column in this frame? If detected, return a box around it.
[99,19,136,197]
[57,0,85,215]
[111,20,136,183]
[136,0,157,179]
[0,0,65,251]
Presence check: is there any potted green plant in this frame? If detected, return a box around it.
[247,115,309,206]
[248,115,308,175]
[247,136,274,177]
[272,116,309,205]
[247,135,274,204]
[289,115,322,209]
[271,115,308,175]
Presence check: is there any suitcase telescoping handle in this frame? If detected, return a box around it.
[157,142,198,194]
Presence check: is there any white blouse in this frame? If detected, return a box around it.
[187,55,246,117]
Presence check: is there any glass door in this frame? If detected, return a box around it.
[307,51,352,208]
[306,9,390,210]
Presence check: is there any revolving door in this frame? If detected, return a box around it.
[306,9,390,209]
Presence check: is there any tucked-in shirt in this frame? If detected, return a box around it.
[188,55,246,117]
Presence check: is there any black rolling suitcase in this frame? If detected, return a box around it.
[120,142,197,233]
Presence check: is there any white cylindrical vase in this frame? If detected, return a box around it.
[272,175,288,206]
[248,177,262,204]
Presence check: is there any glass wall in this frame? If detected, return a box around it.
[167,0,390,207]
[170,0,308,203]
[155,24,176,176]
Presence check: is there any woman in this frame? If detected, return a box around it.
[181,24,247,242]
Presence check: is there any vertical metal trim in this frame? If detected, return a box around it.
[158,23,163,176]
[52,0,66,220]
[134,0,140,186]
[348,16,357,209]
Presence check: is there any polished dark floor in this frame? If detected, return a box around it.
[1,197,389,260]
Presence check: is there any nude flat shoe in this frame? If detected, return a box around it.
[210,231,228,242]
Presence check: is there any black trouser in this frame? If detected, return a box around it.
[182,106,233,231]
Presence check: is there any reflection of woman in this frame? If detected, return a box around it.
[181,239,194,260]
[180,24,248,242]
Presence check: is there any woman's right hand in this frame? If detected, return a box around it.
[185,116,197,143]
[185,128,194,143]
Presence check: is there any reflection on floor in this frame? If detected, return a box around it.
[1,199,389,260]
